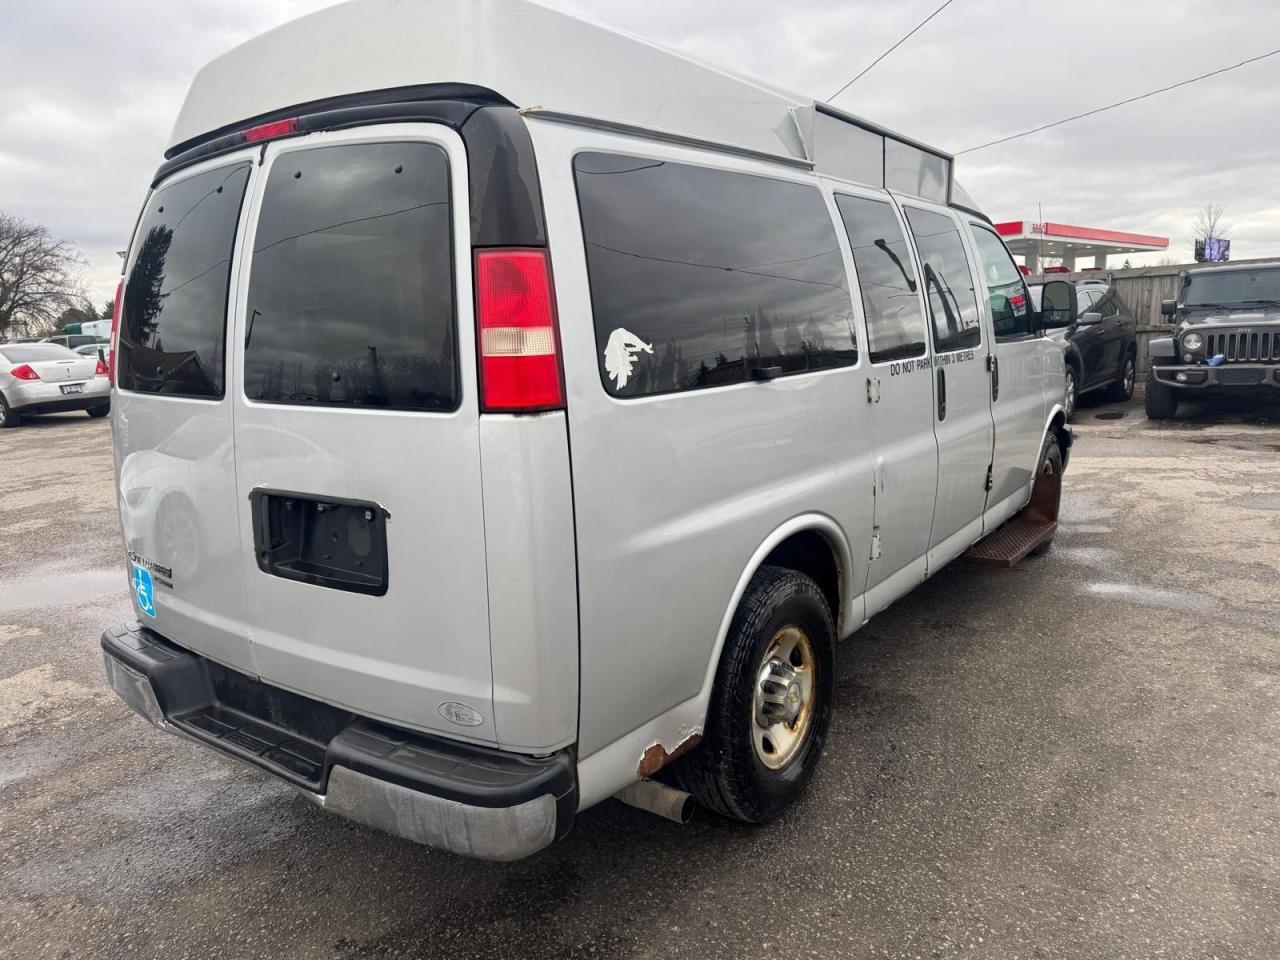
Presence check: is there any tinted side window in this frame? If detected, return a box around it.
[835,194,928,363]
[245,142,457,411]
[968,225,1031,338]
[574,153,856,397]
[119,163,251,398]
[904,207,981,352]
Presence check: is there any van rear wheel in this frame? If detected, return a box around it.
[670,565,834,823]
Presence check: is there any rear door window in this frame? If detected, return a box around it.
[244,141,457,412]
[119,162,252,398]
[834,194,928,363]
[574,153,856,397]
[903,207,981,352]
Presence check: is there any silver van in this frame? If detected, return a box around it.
[102,0,1077,861]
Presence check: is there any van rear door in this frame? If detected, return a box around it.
[228,126,496,744]
[115,156,258,675]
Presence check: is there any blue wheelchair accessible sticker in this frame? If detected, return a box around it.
[132,564,157,619]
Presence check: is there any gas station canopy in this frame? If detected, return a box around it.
[995,221,1168,273]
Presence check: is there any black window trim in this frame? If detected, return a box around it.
[239,132,463,415]
[967,220,1039,343]
[901,201,984,355]
[117,156,256,402]
[571,147,862,403]
[832,188,931,368]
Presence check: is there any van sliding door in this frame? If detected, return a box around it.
[832,190,938,614]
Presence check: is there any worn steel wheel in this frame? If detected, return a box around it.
[670,565,835,823]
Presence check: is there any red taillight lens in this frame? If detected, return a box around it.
[474,248,564,412]
[244,117,299,143]
[109,280,122,385]
[95,358,108,377]
[10,364,39,381]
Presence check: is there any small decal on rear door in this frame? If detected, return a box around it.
[131,565,156,619]
[603,328,653,390]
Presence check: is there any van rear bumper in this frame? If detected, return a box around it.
[101,621,576,861]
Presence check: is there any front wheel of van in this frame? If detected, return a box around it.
[670,565,835,824]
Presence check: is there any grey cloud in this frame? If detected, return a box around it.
[4,0,1278,304]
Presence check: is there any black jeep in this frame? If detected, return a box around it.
[1146,263,1280,419]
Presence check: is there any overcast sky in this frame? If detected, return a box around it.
[3,0,1279,306]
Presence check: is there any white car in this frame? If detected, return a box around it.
[0,342,110,427]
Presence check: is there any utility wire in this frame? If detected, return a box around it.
[958,47,1280,154]
[828,0,958,102]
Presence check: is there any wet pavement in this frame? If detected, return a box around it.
[1,398,1278,959]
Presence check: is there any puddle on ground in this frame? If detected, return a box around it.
[1082,581,1221,617]
[1055,546,1120,569]
[0,566,125,613]
[1236,493,1280,511]
[1057,523,1114,534]
[1094,411,1126,420]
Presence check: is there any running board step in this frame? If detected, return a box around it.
[966,517,1057,567]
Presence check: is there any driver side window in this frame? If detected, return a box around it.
[968,224,1031,339]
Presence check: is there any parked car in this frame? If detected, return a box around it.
[1146,263,1280,419]
[41,333,106,350]
[0,342,110,427]
[74,341,111,363]
[100,0,1077,861]
[1029,280,1138,418]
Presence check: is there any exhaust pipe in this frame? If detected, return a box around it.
[614,779,695,824]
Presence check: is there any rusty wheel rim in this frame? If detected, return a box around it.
[752,625,816,770]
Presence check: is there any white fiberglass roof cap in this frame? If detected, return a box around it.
[169,0,813,160]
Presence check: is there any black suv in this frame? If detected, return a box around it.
[1031,280,1138,419]
[1147,264,1280,419]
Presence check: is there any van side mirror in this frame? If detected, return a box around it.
[1039,279,1077,330]
[1160,298,1177,320]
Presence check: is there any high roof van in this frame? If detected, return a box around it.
[101,0,1078,860]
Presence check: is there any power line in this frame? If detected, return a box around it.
[957,47,1280,155]
[828,0,958,102]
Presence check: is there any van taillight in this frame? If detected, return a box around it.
[109,281,122,385]
[10,364,39,381]
[474,248,564,412]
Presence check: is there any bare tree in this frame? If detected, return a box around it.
[0,212,86,339]
[1191,203,1230,240]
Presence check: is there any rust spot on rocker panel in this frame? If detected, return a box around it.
[637,733,703,778]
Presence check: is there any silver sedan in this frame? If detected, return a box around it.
[0,342,111,428]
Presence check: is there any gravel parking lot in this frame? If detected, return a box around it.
[1,398,1278,960]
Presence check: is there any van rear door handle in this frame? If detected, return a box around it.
[937,367,947,421]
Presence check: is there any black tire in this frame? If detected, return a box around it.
[1109,350,1136,402]
[0,395,20,429]
[86,403,110,418]
[670,565,835,823]
[1028,433,1064,557]
[1144,369,1178,420]
[1063,363,1079,421]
